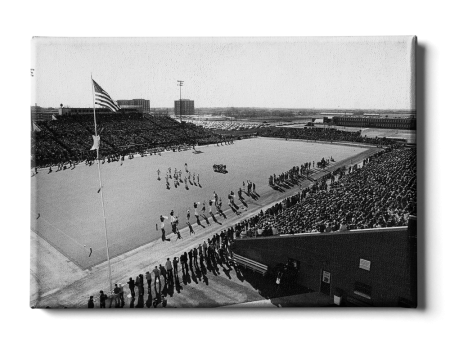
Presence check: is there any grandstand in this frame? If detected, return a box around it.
[186,119,265,131]
[31,112,416,308]
[332,116,416,130]
[31,113,224,167]
[230,146,416,306]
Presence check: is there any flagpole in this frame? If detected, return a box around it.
[91,74,113,295]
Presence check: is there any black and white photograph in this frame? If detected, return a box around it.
[30,36,417,308]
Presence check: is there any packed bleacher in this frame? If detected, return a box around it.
[32,113,224,167]
[232,146,416,237]
[186,120,264,131]
[257,126,396,146]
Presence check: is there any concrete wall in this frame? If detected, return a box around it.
[232,226,416,307]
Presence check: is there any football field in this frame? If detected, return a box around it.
[31,138,369,269]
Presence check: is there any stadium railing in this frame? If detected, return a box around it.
[232,253,268,276]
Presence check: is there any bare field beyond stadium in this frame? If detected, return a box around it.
[31,138,369,271]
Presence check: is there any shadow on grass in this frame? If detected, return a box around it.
[211,213,222,225]
[230,203,242,215]
[174,276,183,293]
[190,266,199,284]
[182,271,191,285]
[201,215,211,226]
[271,185,285,192]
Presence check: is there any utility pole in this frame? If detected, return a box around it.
[177,80,184,123]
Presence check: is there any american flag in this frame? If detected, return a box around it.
[92,79,120,112]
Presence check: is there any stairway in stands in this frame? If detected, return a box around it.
[37,122,74,157]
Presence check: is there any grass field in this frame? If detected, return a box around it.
[31,138,368,269]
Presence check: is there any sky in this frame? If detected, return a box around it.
[31,36,416,110]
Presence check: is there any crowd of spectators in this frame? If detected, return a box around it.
[243,146,416,236]
[185,120,265,131]
[32,113,225,168]
[257,126,396,146]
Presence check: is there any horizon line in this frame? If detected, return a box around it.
[31,105,417,112]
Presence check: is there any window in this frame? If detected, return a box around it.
[354,282,372,299]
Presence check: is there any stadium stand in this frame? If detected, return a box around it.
[31,113,224,167]
[231,146,416,237]
[257,126,396,146]
[186,120,264,131]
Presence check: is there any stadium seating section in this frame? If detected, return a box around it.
[32,114,223,167]
[232,146,416,237]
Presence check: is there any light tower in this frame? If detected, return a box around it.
[177,80,184,122]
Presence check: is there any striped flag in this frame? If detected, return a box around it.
[92,79,120,112]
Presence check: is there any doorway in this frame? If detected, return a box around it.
[320,270,331,295]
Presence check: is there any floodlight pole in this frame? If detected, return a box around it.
[177,80,184,123]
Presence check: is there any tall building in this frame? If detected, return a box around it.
[174,99,195,115]
[117,99,150,113]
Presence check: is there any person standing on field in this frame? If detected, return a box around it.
[138,274,145,296]
[145,271,152,291]
[201,201,206,215]
[160,215,168,236]
[166,258,173,285]
[99,290,108,308]
[193,247,199,268]
[153,266,161,285]
[173,257,179,279]
[194,202,200,217]
[203,240,208,258]
[88,296,94,308]
[127,277,135,298]
[188,221,195,235]
[159,264,167,285]
[209,199,214,215]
